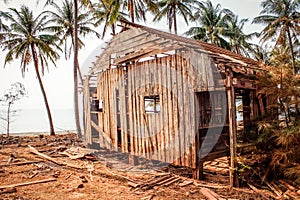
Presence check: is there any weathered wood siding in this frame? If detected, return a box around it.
[94,49,228,168]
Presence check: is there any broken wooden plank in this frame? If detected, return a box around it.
[193,181,229,189]
[0,160,43,167]
[247,183,275,199]
[0,187,17,195]
[28,145,85,170]
[284,190,299,199]
[278,180,296,191]
[199,188,219,200]
[178,180,193,187]
[128,181,140,188]
[162,177,181,187]
[0,178,56,189]
[266,181,282,198]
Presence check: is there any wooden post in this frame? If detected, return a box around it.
[84,77,92,145]
[192,161,204,180]
[129,154,138,166]
[226,67,238,188]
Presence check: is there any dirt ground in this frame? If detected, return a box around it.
[0,133,278,199]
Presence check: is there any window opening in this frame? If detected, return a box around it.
[144,95,160,113]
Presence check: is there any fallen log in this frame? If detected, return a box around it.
[0,178,56,189]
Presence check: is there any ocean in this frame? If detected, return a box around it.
[0,108,76,134]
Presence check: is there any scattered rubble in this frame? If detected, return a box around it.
[0,133,299,199]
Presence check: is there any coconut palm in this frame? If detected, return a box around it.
[93,0,127,38]
[0,6,61,135]
[226,16,258,57]
[253,0,300,74]
[47,0,101,139]
[153,0,198,34]
[123,0,158,23]
[184,0,233,50]
[47,0,100,59]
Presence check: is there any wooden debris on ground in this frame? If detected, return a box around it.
[200,187,224,200]
[59,146,97,160]
[28,145,86,169]
[0,187,17,195]
[0,178,57,189]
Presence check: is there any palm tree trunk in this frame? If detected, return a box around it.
[173,6,177,35]
[6,102,11,136]
[30,44,55,136]
[74,0,82,138]
[129,0,134,23]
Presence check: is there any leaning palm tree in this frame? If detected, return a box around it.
[185,0,233,50]
[153,0,198,34]
[0,6,61,136]
[253,0,300,74]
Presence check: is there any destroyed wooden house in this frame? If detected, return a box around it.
[83,21,265,186]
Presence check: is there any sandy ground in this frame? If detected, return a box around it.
[0,133,265,200]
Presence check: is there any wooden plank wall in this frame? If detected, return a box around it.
[95,49,227,168]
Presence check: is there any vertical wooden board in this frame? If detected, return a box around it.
[127,64,134,153]
[123,68,129,152]
[154,58,160,160]
[135,63,142,157]
[191,92,197,169]
[162,56,169,162]
[133,63,139,155]
[145,61,153,158]
[102,72,108,148]
[207,56,215,88]
[176,52,184,166]
[226,67,237,187]
[118,68,125,152]
[97,74,104,146]
[189,49,198,90]
[187,53,196,168]
[198,52,208,90]
[181,51,191,167]
[158,57,165,162]
[121,67,129,152]
[111,69,119,149]
[83,78,92,145]
[166,55,173,163]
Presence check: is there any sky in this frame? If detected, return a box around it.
[0,0,263,112]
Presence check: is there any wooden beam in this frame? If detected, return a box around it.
[226,67,238,188]
[0,178,57,189]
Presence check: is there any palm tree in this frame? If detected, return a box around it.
[184,0,233,50]
[123,0,158,23]
[153,0,198,34]
[226,16,257,57]
[253,0,300,74]
[47,0,100,59]
[93,0,127,38]
[47,0,100,139]
[0,6,61,136]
